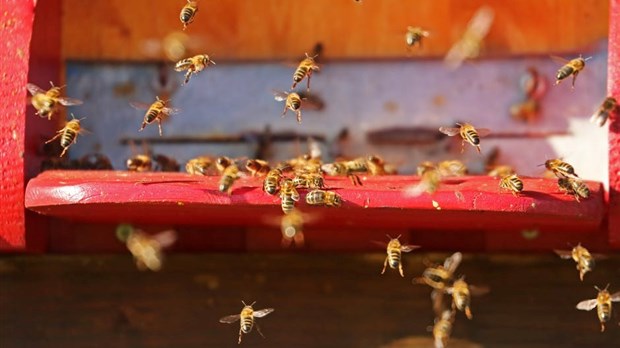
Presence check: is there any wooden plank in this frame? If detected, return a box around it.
[607,0,620,247]
[1,254,620,347]
[61,0,609,61]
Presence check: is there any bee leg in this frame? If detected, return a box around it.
[601,322,605,332]
[296,110,302,124]
[60,146,69,157]
[183,71,192,85]
[465,307,473,319]
[476,145,481,154]
[157,119,163,136]
[238,328,243,344]
[44,132,63,144]
[381,257,388,274]
[291,81,297,90]
[398,263,405,277]
[282,105,288,117]
[571,72,579,89]
[255,323,266,339]
[306,73,312,92]
[461,141,466,153]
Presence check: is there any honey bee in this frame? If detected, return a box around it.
[439,123,490,154]
[437,160,468,177]
[405,26,430,49]
[590,97,617,127]
[576,285,620,332]
[510,98,540,123]
[219,164,241,195]
[305,189,343,207]
[554,243,596,281]
[26,82,83,120]
[405,162,441,197]
[153,154,180,172]
[444,6,495,70]
[487,165,515,178]
[45,115,86,157]
[445,276,489,320]
[375,234,420,277]
[246,159,271,177]
[543,158,578,179]
[293,172,325,189]
[432,310,455,348]
[553,55,592,88]
[415,252,462,291]
[215,156,234,173]
[273,90,303,123]
[78,153,113,170]
[115,224,177,272]
[292,53,320,91]
[127,154,153,172]
[558,177,590,202]
[499,174,524,196]
[280,209,305,248]
[366,155,392,175]
[263,168,283,195]
[175,54,215,85]
[219,301,274,344]
[179,0,198,30]
[279,179,300,214]
[185,156,213,175]
[130,96,181,136]
[321,158,368,186]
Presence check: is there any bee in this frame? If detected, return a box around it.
[445,276,489,320]
[26,82,83,120]
[293,172,325,189]
[366,155,390,175]
[415,252,462,291]
[179,0,198,30]
[590,97,617,127]
[499,174,524,196]
[219,301,274,344]
[439,123,490,154]
[280,209,305,248]
[543,158,578,179]
[185,156,213,175]
[153,154,180,172]
[510,98,540,123]
[432,310,455,348]
[487,165,515,178]
[554,243,596,281]
[405,26,430,50]
[292,53,320,91]
[78,153,113,170]
[219,164,241,195]
[444,6,495,70]
[437,160,467,177]
[305,189,343,207]
[273,90,304,124]
[405,162,441,197]
[130,96,181,136]
[115,224,177,272]
[374,234,420,277]
[263,168,283,195]
[215,156,234,173]
[279,179,300,214]
[245,159,271,177]
[44,115,86,157]
[175,54,215,85]
[576,285,620,332]
[321,158,368,186]
[127,154,153,172]
[553,55,592,88]
[558,177,590,202]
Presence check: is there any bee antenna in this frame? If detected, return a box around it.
[242,300,247,306]
[584,56,593,61]
[250,301,256,306]
[396,234,402,239]
[385,234,392,239]
[604,283,610,290]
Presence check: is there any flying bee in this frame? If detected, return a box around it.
[279,179,300,214]
[219,301,274,344]
[445,276,489,320]
[273,90,304,123]
[432,310,455,348]
[437,160,468,177]
[554,243,597,281]
[292,53,320,91]
[439,123,490,154]
[45,115,86,157]
[510,98,540,123]
[175,54,215,85]
[280,209,305,248]
[499,174,524,196]
[543,158,578,179]
[558,177,590,202]
[444,6,495,70]
[115,224,177,272]
[293,172,325,189]
[127,154,153,172]
[305,189,343,207]
[179,0,198,30]
[576,285,620,332]
[405,26,430,49]
[185,156,213,175]
[414,252,462,291]
[246,159,271,177]
[263,168,283,195]
[405,162,441,197]
[487,165,515,178]
[553,55,592,88]
[590,97,617,127]
[26,82,83,120]
[373,234,420,277]
[130,96,181,136]
[219,164,241,195]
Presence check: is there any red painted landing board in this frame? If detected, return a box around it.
[25,171,604,233]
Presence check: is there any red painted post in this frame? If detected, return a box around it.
[608,0,620,248]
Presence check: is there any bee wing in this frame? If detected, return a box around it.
[57,97,84,106]
[444,252,462,273]
[550,55,570,64]
[438,127,460,137]
[273,90,288,102]
[469,284,491,296]
[370,240,388,248]
[575,298,598,311]
[476,128,491,137]
[609,291,620,302]
[219,314,241,324]
[253,308,274,318]
[26,83,46,96]
[162,106,181,115]
[553,249,573,259]
[153,230,177,248]
[403,181,430,197]
[465,6,495,40]
[130,101,151,110]
[401,245,421,253]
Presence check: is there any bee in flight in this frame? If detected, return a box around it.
[542,158,578,179]
[576,285,620,332]
[553,55,592,88]
[45,115,86,157]
[373,234,420,277]
[405,26,430,50]
[179,0,198,30]
[185,156,213,175]
[273,90,304,123]
[414,252,462,292]
[245,159,271,177]
[444,6,494,70]
[404,161,441,197]
[305,189,343,207]
[558,177,590,202]
[445,276,489,319]
[554,243,598,281]
[26,82,83,120]
[130,96,181,136]
[439,122,490,154]
[590,97,617,127]
[115,224,177,272]
[432,310,455,348]
[510,98,540,123]
[292,53,320,91]
[219,301,274,344]
[175,54,215,85]
[499,174,524,196]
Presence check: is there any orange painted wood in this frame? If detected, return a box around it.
[61,0,609,61]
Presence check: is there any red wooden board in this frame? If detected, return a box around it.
[25,171,604,233]
[608,0,620,247]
